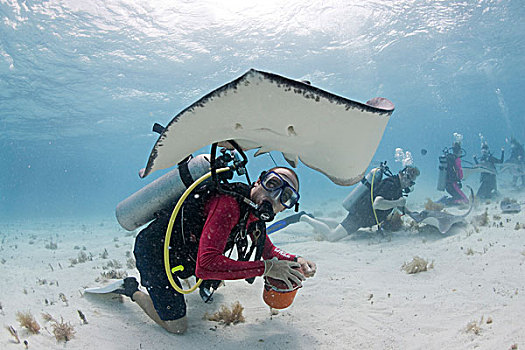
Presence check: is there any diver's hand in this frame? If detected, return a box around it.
[297,257,316,277]
[263,257,305,290]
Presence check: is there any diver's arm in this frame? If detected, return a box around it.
[373,196,406,210]
[262,235,296,261]
[196,195,266,280]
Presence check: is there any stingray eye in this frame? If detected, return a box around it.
[287,125,297,136]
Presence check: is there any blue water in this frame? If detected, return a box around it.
[1,0,524,220]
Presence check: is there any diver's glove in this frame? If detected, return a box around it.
[296,256,317,277]
[263,257,305,290]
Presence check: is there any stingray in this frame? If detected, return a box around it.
[499,162,525,177]
[462,163,496,179]
[405,188,474,234]
[140,69,394,186]
[500,199,521,213]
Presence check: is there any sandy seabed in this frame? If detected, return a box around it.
[1,190,524,350]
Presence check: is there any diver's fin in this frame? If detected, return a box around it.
[84,279,125,294]
[267,211,311,235]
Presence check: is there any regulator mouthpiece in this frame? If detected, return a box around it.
[255,200,275,222]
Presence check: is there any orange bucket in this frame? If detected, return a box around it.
[262,276,301,309]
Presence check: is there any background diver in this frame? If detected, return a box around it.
[505,137,525,188]
[268,164,420,242]
[473,140,504,199]
[437,133,469,205]
[108,165,316,334]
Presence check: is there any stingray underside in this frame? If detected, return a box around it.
[142,69,394,186]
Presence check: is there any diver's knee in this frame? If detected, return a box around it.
[325,225,350,242]
[163,316,188,334]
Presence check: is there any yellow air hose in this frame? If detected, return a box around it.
[370,169,382,230]
[164,167,231,294]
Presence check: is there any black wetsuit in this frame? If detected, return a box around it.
[474,150,504,199]
[508,143,525,187]
[341,175,403,233]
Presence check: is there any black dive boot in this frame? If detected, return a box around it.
[112,277,140,301]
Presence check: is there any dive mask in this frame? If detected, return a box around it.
[401,167,417,194]
[260,171,300,209]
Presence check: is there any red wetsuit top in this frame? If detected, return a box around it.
[454,157,464,180]
[195,194,296,281]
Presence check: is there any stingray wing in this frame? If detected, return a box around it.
[463,164,496,179]
[142,69,394,186]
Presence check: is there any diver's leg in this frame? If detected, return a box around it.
[300,215,332,236]
[301,213,360,242]
[452,182,468,203]
[477,179,488,199]
[300,215,349,241]
[319,217,341,228]
[445,182,455,199]
[487,175,498,197]
[133,228,188,334]
[132,291,187,334]
[446,181,468,203]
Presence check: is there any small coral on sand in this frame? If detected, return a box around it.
[424,198,444,212]
[401,256,434,274]
[16,311,40,334]
[473,208,489,227]
[51,318,75,342]
[465,319,483,335]
[205,301,245,325]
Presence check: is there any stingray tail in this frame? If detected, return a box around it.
[462,186,475,218]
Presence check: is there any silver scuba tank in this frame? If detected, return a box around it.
[437,155,448,191]
[342,167,383,212]
[115,154,212,231]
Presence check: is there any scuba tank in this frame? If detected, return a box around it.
[437,153,448,191]
[115,154,212,231]
[342,163,387,212]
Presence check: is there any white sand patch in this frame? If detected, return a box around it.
[1,192,524,349]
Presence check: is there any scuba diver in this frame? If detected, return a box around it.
[437,133,469,205]
[472,140,504,199]
[506,137,525,188]
[300,165,420,241]
[107,145,316,334]
[268,163,420,242]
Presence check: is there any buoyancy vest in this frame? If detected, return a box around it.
[163,182,267,281]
